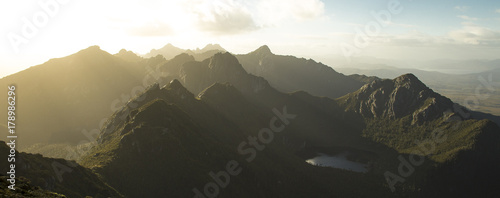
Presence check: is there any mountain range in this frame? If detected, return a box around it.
[143,43,227,61]
[1,44,499,197]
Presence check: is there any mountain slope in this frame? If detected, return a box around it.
[157,52,361,148]
[340,74,456,125]
[236,45,364,98]
[80,80,393,198]
[338,74,500,197]
[158,52,272,96]
[0,46,166,148]
[0,176,66,198]
[0,141,121,198]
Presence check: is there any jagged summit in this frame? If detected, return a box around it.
[148,82,161,92]
[84,45,101,51]
[63,45,125,64]
[155,43,181,51]
[171,53,195,62]
[197,43,226,53]
[236,45,364,98]
[393,73,429,90]
[162,78,195,100]
[159,53,195,74]
[164,79,184,90]
[208,52,247,75]
[115,49,143,62]
[164,43,176,48]
[210,52,239,63]
[74,45,109,56]
[249,45,273,57]
[340,73,456,124]
[144,43,185,59]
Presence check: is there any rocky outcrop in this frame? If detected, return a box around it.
[177,52,271,95]
[342,73,463,125]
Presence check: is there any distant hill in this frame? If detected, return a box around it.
[190,43,226,54]
[114,49,144,62]
[143,43,226,60]
[142,43,185,59]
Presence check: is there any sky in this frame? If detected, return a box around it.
[1,0,500,78]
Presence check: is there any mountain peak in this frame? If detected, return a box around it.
[161,79,194,99]
[393,73,429,91]
[394,73,419,84]
[341,73,454,124]
[163,43,177,48]
[201,44,225,52]
[250,45,273,56]
[78,45,105,54]
[69,45,113,60]
[86,45,101,51]
[172,53,195,62]
[115,49,142,62]
[208,52,244,71]
[166,79,183,89]
[145,43,185,59]
[157,43,183,52]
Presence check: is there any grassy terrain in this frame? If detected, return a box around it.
[0,141,122,198]
[0,176,66,198]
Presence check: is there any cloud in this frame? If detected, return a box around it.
[180,0,326,35]
[496,9,500,14]
[127,21,174,37]
[385,21,418,28]
[454,6,469,12]
[457,15,478,21]
[288,0,325,20]
[256,0,326,25]
[184,0,259,35]
[448,24,500,45]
